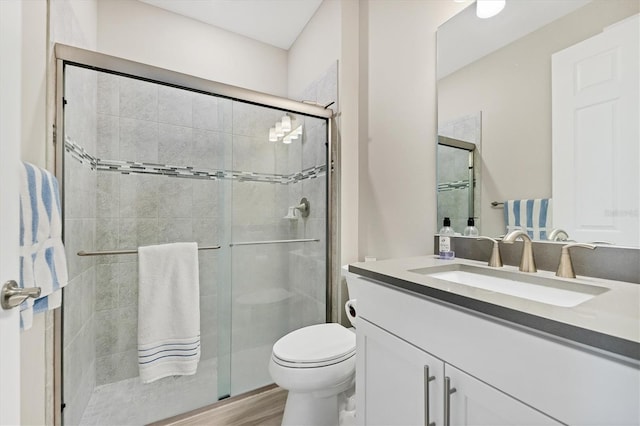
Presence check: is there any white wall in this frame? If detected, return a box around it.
[358,0,467,260]
[97,0,288,97]
[287,0,341,100]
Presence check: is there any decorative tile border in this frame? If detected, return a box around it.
[65,137,326,184]
[438,179,471,192]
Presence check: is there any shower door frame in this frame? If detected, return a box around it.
[53,43,337,423]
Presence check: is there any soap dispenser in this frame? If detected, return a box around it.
[463,217,479,237]
[439,217,455,259]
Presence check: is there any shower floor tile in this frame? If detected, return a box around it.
[77,358,218,426]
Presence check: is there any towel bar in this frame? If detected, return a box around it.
[491,201,504,207]
[77,245,221,256]
[230,238,320,246]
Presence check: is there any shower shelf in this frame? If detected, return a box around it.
[77,245,221,256]
[230,238,320,247]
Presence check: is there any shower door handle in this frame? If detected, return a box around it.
[1,280,41,310]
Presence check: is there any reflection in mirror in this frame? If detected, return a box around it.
[437,112,481,234]
[436,0,639,246]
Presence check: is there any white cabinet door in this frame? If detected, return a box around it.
[445,364,560,426]
[552,14,639,246]
[357,319,444,426]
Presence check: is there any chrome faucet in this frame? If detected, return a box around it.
[548,228,569,242]
[477,237,503,267]
[502,230,537,273]
[556,243,596,278]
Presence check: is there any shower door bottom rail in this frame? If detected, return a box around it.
[230,238,320,247]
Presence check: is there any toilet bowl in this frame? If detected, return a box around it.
[269,268,362,425]
[269,323,355,426]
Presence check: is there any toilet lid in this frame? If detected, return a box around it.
[272,323,355,366]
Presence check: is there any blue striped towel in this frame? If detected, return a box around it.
[503,199,553,240]
[19,162,69,330]
[138,242,200,383]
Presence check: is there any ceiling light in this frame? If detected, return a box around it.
[281,115,292,133]
[476,0,505,19]
[275,122,284,137]
[283,135,292,144]
[269,127,277,142]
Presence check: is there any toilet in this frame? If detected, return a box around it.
[269,269,361,426]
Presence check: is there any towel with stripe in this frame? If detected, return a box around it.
[503,198,553,240]
[19,162,69,330]
[138,242,200,383]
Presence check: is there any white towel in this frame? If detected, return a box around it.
[138,242,200,383]
[19,162,69,330]
[503,198,553,240]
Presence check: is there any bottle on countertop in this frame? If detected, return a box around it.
[463,217,479,237]
[439,217,455,259]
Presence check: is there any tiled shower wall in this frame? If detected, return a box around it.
[63,66,98,426]
[92,74,229,385]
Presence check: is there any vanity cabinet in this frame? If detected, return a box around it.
[350,273,640,426]
[358,318,560,426]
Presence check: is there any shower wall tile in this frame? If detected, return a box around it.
[201,332,218,361]
[193,93,232,133]
[192,219,219,246]
[232,101,281,139]
[302,177,326,221]
[232,134,276,174]
[316,61,339,114]
[302,122,326,170]
[198,252,218,297]
[119,77,158,122]
[119,117,159,163]
[118,218,159,249]
[119,175,159,219]
[232,182,276,227]
[95,309,118,356]
[97,174,119,218]
[192,130,229,170]
[97,114,120,159]
[158,178,193,218]
[62,274,83,345]
[117,262,138,308]
[158,123,192,166]
[159,85,193,127]
[97,73,120,116]
[95,263,119,312]
[96,350,138,386]
[95,218,118,251]
[158,218,193,243]
[192,181,218,218]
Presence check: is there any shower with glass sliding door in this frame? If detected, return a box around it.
[58,47,334,425]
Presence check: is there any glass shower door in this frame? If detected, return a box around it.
[226,101,328,396]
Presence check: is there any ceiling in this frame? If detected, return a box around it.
[437,0,592,79]
[139,0,323,50]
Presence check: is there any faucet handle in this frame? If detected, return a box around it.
[477,237,503,268]
[556,243,596,278]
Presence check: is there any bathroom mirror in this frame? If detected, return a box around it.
[437,0,639,246]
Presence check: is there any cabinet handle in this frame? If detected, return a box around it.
[424,365,436,426]
[444,376,457,426]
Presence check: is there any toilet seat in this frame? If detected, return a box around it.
[272,323,356,368]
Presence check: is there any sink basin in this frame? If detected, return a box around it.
[408,264,609,307]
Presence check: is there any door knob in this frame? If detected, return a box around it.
[1,280,41,310]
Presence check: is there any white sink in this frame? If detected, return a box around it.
[409,264,608,307]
